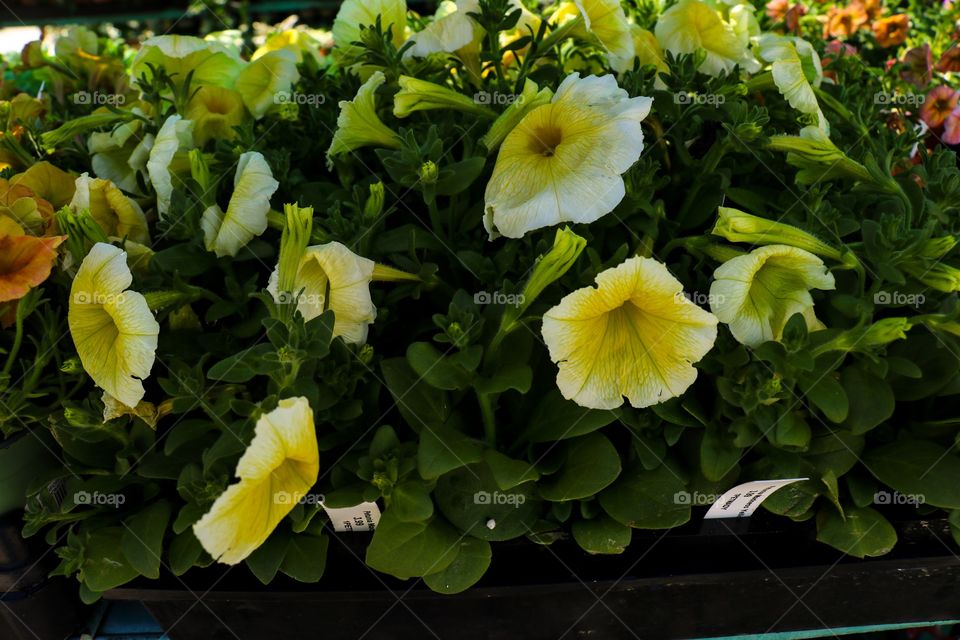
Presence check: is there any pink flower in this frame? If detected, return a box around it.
[900,44,932,89]
[944,108,960,145]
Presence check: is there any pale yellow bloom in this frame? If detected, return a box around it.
[185,86,247,145]
[10,161,76,209]
[484,73,652,239]
[326,71,401,167]
[655,0,756,76]
[234,49,301,119]
[332,0,408,61]
[131,35,244,90]
[88,115,155,195]
[564,0,635,73]
[709,244,835,347]
[193,397,319,565]
[253,28,327,64]
[201,152,279,258]
[146,115,194,219]
[69,243,159,408]
[759,34,826,129]
[70,174,150,244]
[632,25,669,87]
[542,256,718,409]
[267,241,377,344]
[403,0,480,59]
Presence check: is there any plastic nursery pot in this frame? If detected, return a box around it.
[0,430,53,516]
[107,509,960,640]
[0,511,86,640]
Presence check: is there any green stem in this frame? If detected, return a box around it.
[814,86,868,137]
[477,391,496,445]
[2,310,25,377]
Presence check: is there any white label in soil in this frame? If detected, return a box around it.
[323,501,381,532]
[703,478,808,520]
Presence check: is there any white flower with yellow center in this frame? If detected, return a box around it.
[542,256,718,410]
[483,73,652,239]
[68,243,160,408]
[267,241,377,344]
[193,397,319,565]
[709,244,835,347]
[655,0,756,76]
[201,151,279,258]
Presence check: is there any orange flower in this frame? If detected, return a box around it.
[921,86,960,128]
[936,44,960,73]
[858,0,882,20]
[872,15,909,48]
[0,233,65,303]
[823,5,868,39]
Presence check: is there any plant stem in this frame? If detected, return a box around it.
[477,390,496,445]
[2,310,24,377]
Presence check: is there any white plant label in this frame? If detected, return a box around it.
[703,478,808,520]
[323,501,381,532]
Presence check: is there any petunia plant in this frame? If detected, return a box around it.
[1,0,960,601]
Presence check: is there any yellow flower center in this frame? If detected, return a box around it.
[529,124,564,157]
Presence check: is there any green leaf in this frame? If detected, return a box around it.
[418,425,485,480]
[381,358,450,432]
[423,537,491,594]
[484,449,539,490]
[407,342,474,390]
[168,531,205,576]
[572,516,632,555]
[476,364,533,395]
[245,532,289,585]
[435,464,543,541]
[391,481,435,522]
[280,534,329,583]
[206,344,274,383]
[863,440,960,508]
[539,433,621,501]
[599,464,690,529]
[841,366,894,434]
[815,506,897,558]
[522,390,618,443]
[799,372,848,423]
[81,527,140,592]
[700,426,741,481]
[365,511,461,580]
[770,411,811,451]
[121,501,172,580]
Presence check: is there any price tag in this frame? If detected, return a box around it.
[703,478,808,520]
[322,501,381,532]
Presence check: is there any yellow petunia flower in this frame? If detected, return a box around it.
[709,244,835,347]
[267,241,377,344]
[483,72,652,239]
[326,71,401,167]
[146,114,194,219]
[758,34,826,129]
[10,161,76,209]
[252,28,328,65]
[0,179,55,236]
[542,256,718,409]
[632,25,669,87]
[655,0,756,76]
[185,86,247,146]
[88,113,155,196]
[201,151,279,258]
[332,0,408,61]
[234,49,301,119]
[559,0,635,73]
[403,0,481,60]
[193,397,320,565]
[130,35,244,91]
[70,174,150,244]
[69,243,160,408]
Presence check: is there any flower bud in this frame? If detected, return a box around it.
[393,76,497,119]
[767,126,873,184]
[712,207,850,264]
